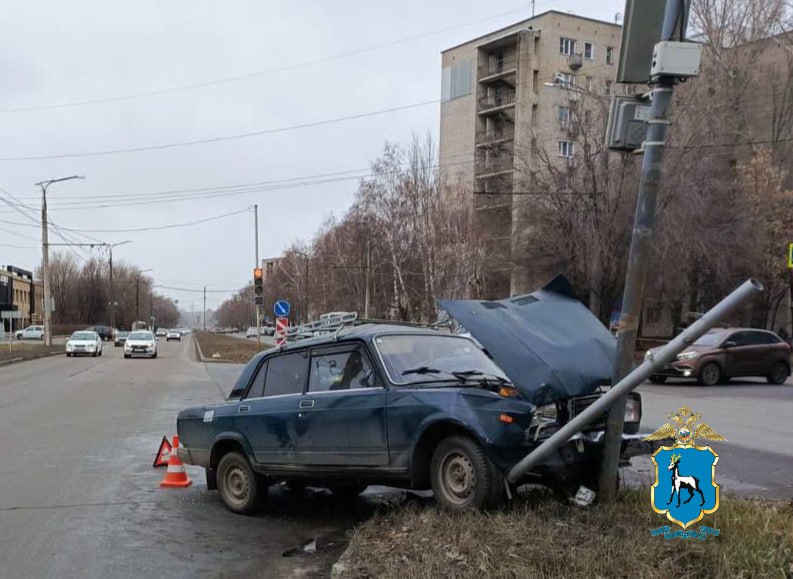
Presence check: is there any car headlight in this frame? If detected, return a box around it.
[676,351,699,361]
[66,343,73,351]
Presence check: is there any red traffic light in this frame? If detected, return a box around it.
[253,267,263,280]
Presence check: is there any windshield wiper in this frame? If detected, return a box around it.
[450,370,511,386]
[402,366,452,377]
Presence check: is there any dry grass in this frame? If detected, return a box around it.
[0,341,63,363]
[193,330,271,363]
[341,489,793,579]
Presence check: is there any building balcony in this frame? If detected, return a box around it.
[477,94,516,115]
[479,58,518,85]
[475,165,514,180]
[568,53,583,71]
[475,126,515,147]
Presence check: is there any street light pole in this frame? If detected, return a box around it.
[36,175,85,346]
[254,204,261,348]
[106,241,132,330]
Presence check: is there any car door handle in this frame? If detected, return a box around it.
[239,405,250,413]
[299,399,315,409]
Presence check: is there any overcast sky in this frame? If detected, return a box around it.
[0,0,622,309]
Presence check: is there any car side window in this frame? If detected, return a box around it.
[728,331,752,346]
[308,350,375,392]
[245,361,269,399]
[264,352,309,397]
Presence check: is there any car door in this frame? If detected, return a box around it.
[235,351,309,465]
[723,331,763,376]
[294,345,388,466]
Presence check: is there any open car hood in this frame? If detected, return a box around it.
[438,276,616,405]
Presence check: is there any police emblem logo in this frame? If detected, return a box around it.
[644,405,725,539]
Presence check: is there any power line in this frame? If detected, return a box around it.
[0,99,439,162]
[0,6,537,114]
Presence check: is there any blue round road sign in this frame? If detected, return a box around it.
[274,300,290,317]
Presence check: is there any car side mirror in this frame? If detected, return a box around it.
[723,341,736,349]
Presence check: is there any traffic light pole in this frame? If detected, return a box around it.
[254,204,261,349]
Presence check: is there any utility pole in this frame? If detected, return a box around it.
[106,241,132,330]
[203,286,207,331]
[364,238,371,318]
[254,204,261,348]
[36,175,85,346]
[598,0,693,502]
[135,268,152,325]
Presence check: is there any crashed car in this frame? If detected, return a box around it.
[176,279,646,514]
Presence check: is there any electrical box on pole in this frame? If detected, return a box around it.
[605,94,651,151]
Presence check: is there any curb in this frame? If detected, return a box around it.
[0,350,63,367]
[192,334,232,364]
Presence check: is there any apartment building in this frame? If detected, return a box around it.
[261,257,283,283]
[439,10,621,298]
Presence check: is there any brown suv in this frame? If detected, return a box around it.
[648,328,791,386]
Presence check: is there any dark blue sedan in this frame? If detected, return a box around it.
[177,283,647,514]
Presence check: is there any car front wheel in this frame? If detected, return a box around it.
[430,434,503,511]
[217,451,267,515]
[767,362,790,385]
[699,362,722,386]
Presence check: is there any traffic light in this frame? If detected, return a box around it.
[254,267,263,296]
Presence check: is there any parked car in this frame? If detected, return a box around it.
[15,325,44,340]
[245,327,258,339]
[647,327,791,386]
[155,328,168,338]
[124,331,158,359]
[86,325,115,342]
[166,329,182,342]
[177,284,647,515]
[261,325,275,337]
[114,331,130,347]
[65,330,103,357]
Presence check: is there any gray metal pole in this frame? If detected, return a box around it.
[203,286,207,332]
[40,184,52,346]
[254,204,261,348]
[507,278,763,485]
[598,0,689,501]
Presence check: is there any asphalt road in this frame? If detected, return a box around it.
[635,376,793,499]
[0,339,385,579]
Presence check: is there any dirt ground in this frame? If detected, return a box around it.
[0,341,63,364]
[338,489,793,578]
[193,330,270,363]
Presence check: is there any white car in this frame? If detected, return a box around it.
[245,326,258,339]
[124,331,158,359]
[166,329,181,342]
[65,331,103,357]
[15,325,44,340]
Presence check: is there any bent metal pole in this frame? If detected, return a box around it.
[506,278,764,485]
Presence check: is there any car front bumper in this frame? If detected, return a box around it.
[651,361,698,378]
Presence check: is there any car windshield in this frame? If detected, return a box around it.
[693,331,725,347]
[374,334,509,385]
[117,332,129,337]
[71,332,95,340]
[128,332,153,340]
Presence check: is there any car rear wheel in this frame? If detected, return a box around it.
[217,451,267,515]
[430,435,503,511]
[124,354,130,359]
[649,375,667,384]
[699,362,722,386]
[767,362,789,385]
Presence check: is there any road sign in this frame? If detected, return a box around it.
[275,317,289,346]
[1,311,22,319]
[788,242,793,269]
[274,300,290,317]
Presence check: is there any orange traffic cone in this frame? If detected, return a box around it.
[160,435,193,488]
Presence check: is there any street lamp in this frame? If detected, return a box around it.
[135,268,153,325]
[36,174,86,346]
[106,240,132,330]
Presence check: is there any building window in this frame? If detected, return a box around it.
[558,140,575,158]
[560,37,576,56]
[558,106,571,129]
[606,46,614,64]
[489,52,505,74]
[441,59,473,102]
[584,42,594,60]
[585,76,593,91]
[557,71,576,87]
[605,80,613,95]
